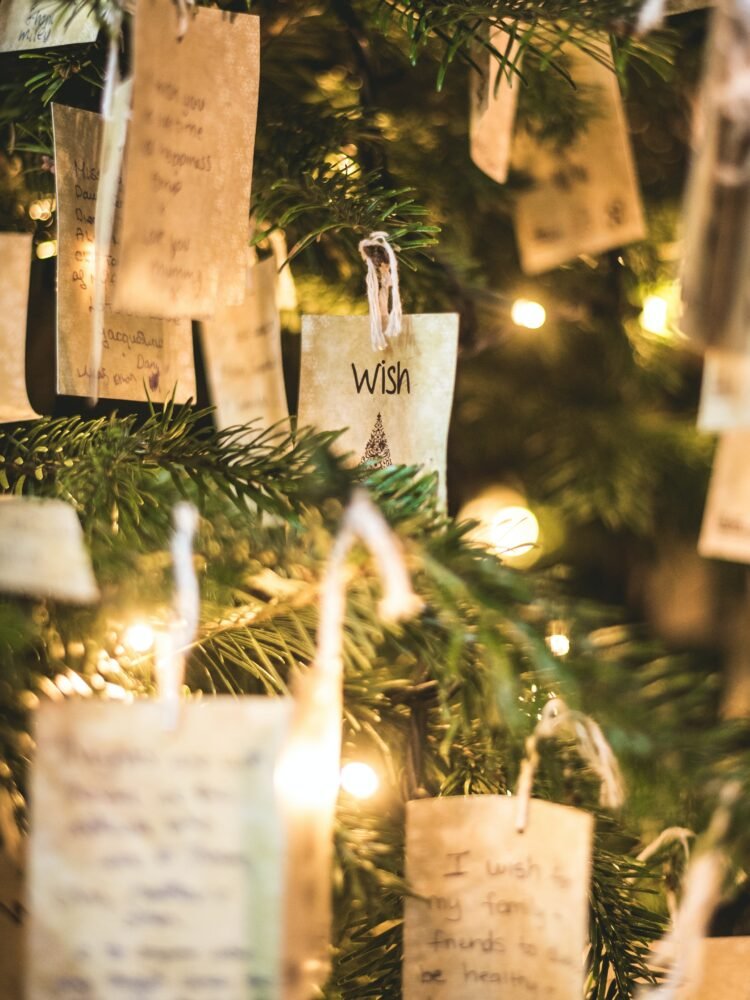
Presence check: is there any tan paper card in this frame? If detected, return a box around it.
[698,349,750,430]
[200,255,289,432]
[112,0,260,318]
[689,937,750,999]
[298,314,459,507]
[699,431,750,563]
[0,232,38,422]
[512,38,645,275]
[0,848,23,1000]
[403,796,593,1000]
[53,103,195,402]
[0,0,97,52]
[0,497,99,603]
[469,26,522,184]
[28,697,294,998]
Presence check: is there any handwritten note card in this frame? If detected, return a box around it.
[299,314,459,508]
[53,103,195,402]
[0,231,38,422]
[698,349,750,431]
[512,38,645,275]
[699,431,750,564]
[28,697,294,999]
[200,255,289,432]
[112,0,260,318]
[403,796,593,1000]
[0,497,99,603]
[469,25,522,184]
[0,0,97,52]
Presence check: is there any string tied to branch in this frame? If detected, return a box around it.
[358,231,403,351]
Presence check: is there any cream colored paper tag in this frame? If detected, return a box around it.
[687,937,750,999]
[200,255,289,432]
[28,697,293,999]
[298,314,459,508]
[699,431,750,563]
[112,0,260,318]
[512,39,645,275]
[0,497,99,603]
[469,26,522,184]
[403,796,593,1000]
[0,847,24,1000]
[698,349,750,430]
[0,0,97,52]
[0,232,38,422]
[53,103,195,402]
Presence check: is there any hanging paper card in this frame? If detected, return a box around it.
[0,232,38,422]
[698,349,750,430]
[403,796,593,1000]
[52,103,195,402]
[0,0,97,52]
[690,937,750,998]
[699,431,750,563]
[512,38,645,275]
[112,0,260,318]
[298,314,459,508]
[0,848,23,1000]
[469,25,522,184]
[200,255,289,432]
[0,497,99,603]
[28,697,293,999]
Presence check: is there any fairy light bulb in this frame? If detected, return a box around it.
[546,631,571,657]
[123,622,156,653]
[340,761,379,800]
[487,505,539,559]
[640,295,669,336]
[276,741,340,810]
[511,298,546,330]
[459,488,542,567]
[36,240,57,260]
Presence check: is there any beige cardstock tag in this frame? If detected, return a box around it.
[0,232,38,422]
[0,497,99,603]
[698,349,750,431]
[200,255,289,433]
[28,697,294,999]
[112,0,260,318]
[52,103,195,402]
[699,431,750,563]
[512,38,645,275]
[298,314,459,508]
[0,0,97,52]
[687,937,750,999]
[469,25,522,185]
[0,847,24,1000]
[403,796,593,1000]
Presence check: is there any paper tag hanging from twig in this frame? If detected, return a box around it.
[469,24,523,184]
[112,0,260,318]
[699,430,750,563]
[0,232,38,423]
[512,36,645,275]
[698,348,750,430]
[0,0,97,52]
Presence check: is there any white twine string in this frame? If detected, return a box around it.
[358,231,403,351]
[637,0,667,33]
[515,696,625,833]
[636,827,695,920]
[175,0,195,40]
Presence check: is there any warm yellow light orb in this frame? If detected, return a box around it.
[275,741,340,810]
[511,298,546,330]
[340,761,379,800]
[546,631,571,657]
[123,622,156,653]
[460,488,542,567]
[640,294,669,336]
[36,239,57,260]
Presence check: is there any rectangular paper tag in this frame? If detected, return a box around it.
[699,431,750,563]
[0,0,97,52]
[200,255,289,432]
[28,698,293,999]
[469,25,522,184]
[698,349,750,431]
[112,0,260,318]
[403,796,593,1000]
[298,314,459,508]
[512,38,645,275]
[690,938,750,998]
[0,231,38,422]
[52,103,195,402]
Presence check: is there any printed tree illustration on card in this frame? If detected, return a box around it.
[361,412,392,470]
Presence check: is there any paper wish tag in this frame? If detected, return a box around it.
[0,231,39,422]
[0,0,97,52]
[512,38,645,275]
[699,431,750,563]
[469,25,522,184]
[403,796,593,1000]
[0,847,24,1000]
[698,349,750,431]
[688,938,750,999]
[298,314,459,508]
[0,497,99,603]
[28,697,294,999]
[200,254,289,433]
[112,0,260,318]
[52,103,195,402]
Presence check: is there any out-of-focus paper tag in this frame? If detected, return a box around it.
[512,38,645,275]
[200,255,289,433]
[698,349,750,430]
[298,314,459,508]
[0,497,99,603]
[28,698,293,999]
[0,0,97,52]
[688,937,750,998]
[403,796,593,1000]
[112,0,260,318]
[469,25,522,184]
[0,232,38,422]
[52,103,195,402]
[0,847,24,1000]
[699,431,750,563]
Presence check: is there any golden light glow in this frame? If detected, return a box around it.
[29,197,55,221]
[36,239,57,260]
[460,488,542,567]
[511,298,546,330]
[546,631,571,657]
[640,294,669,336]
[123,622,156,654]
[275,741,340,810]
[340,761,379,800]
